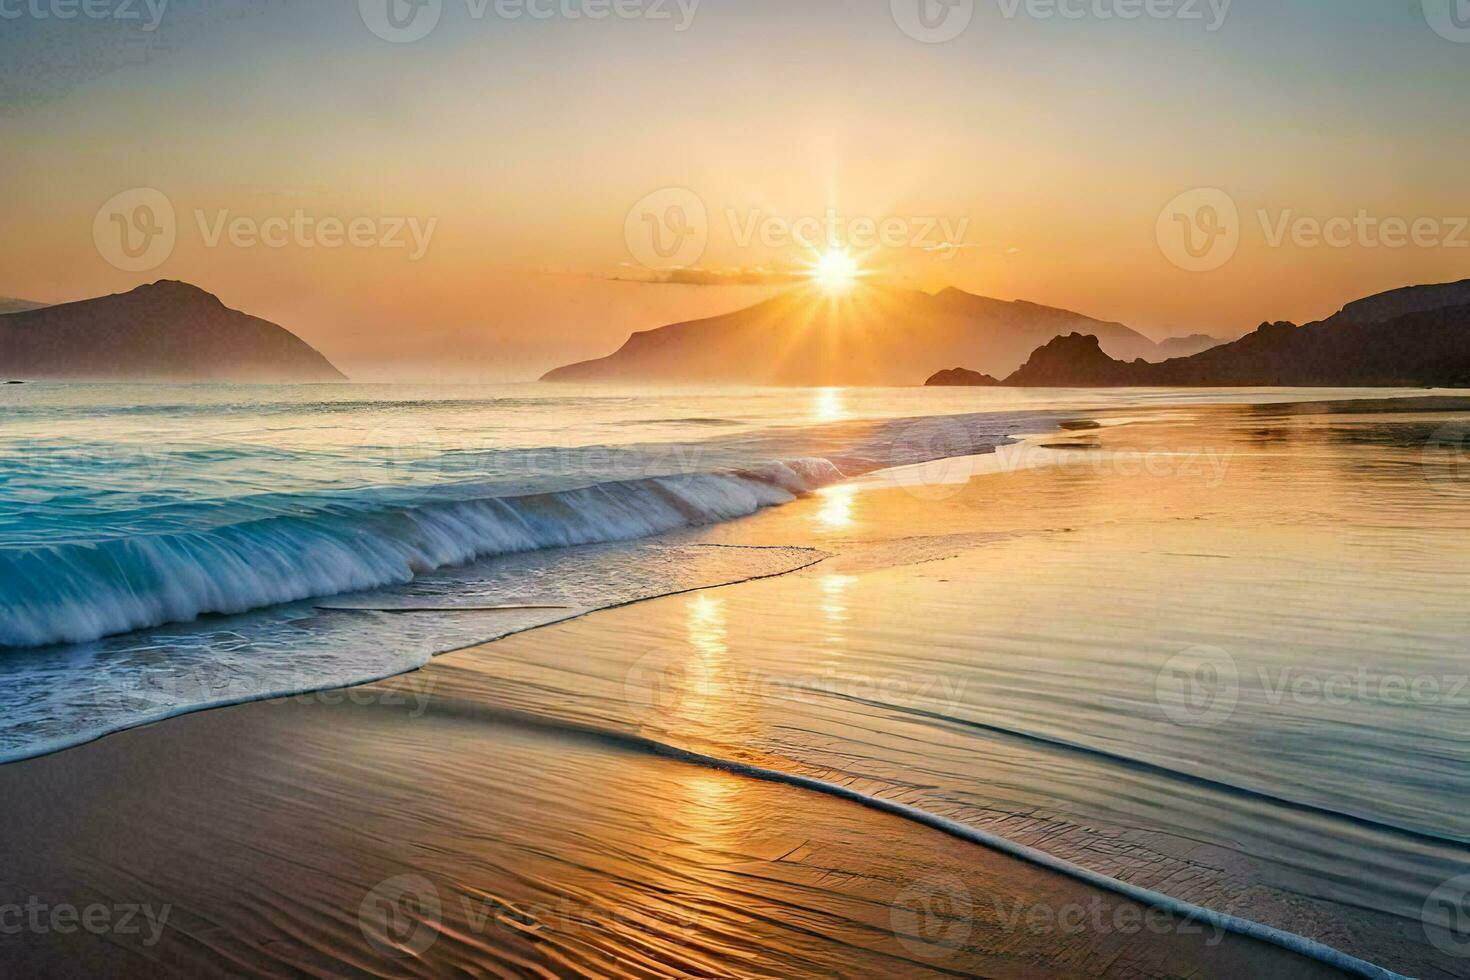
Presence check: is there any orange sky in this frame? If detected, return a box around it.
[2,1,1468,379]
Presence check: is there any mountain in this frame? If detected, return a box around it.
[543,286,1207,386]
[1154,333,1225,359]
[1334,278,1470,324]
[994,303,1470,388]
[0,281,345,382]
[923,288,1176,365]
[927,277,1470,389]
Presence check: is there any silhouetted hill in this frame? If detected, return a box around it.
[1335,278,1470,324]
[999,333,1149,387]
[544,285,1206,386]
[924,288,1172,364]
[926,367,1001,386]
[994,304,1470,388]
[0,281,345,382]
[929,277,1470,388]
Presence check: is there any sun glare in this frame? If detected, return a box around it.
[810,248,861,292]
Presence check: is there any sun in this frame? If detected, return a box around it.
[809,248,861,292]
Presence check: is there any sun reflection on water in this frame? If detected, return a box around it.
[811,388,847,422]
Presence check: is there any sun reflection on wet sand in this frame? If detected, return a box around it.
[676,593,761,744]
[814,484,858,530]
[670,594,728,720]
[812,573,857,674]
[820,574,855,646]
[677,769,741,852]
[675,595,769,856]
[686,594,728,667]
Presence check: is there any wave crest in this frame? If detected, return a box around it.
[0,460,845,648]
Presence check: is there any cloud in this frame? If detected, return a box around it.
[919,242,1024,257]
[606,265,807,287]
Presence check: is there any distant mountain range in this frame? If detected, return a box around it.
[16,275,1464,388]
[0,281,344,382]
[542,286,1223,386]
[1154,333,1226,359]
[932,278,1470,389]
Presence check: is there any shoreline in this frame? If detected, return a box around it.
[0,545,833,768]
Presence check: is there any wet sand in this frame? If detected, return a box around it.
[5,397,1468,977]
[1,675,1344,978]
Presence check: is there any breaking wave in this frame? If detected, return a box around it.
[0,459,846,648]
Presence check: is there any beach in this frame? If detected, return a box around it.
[0,676,1343,979]
[3,395,1467,977]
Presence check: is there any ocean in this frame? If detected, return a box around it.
[0,380,1369,761]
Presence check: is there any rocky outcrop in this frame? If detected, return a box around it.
[926,367,1001,387]
[1002,333,1151,387]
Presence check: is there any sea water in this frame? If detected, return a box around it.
[0,382,1438,760]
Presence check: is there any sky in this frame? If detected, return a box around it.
[2,0,1469,380]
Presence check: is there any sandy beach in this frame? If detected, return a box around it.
[1,678,1346,979]
[3,397,1468,978]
